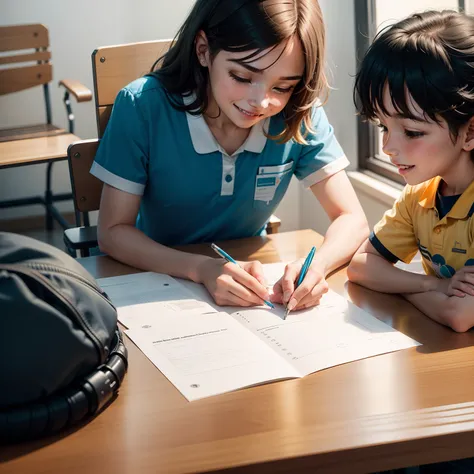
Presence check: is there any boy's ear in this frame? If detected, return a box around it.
[462,116,474,151]
[195,30,210,67]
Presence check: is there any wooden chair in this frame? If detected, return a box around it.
[64,40,281,257]
[0,24,92,229]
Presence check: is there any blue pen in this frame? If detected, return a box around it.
[284,246,316,319]
[210,243,274,309]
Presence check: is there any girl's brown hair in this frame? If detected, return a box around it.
[150,0,327,144]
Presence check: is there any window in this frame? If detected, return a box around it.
[355,0,465,184]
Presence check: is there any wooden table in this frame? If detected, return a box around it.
[3,229,474,474]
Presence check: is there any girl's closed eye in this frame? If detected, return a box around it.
[376,123,388,133]
[229,71,251,83]
[273,85,294,94]
[228,72,294,94]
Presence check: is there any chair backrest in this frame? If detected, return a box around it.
[68,39,172,219]
[68,140,101,215]
[92,40,172,137]
[0,24,52,96]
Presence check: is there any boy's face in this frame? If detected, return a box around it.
[377,86,469,186]
[196,34,305,128]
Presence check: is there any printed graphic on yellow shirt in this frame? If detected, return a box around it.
[418,241,474,278]
[452,240,467,254]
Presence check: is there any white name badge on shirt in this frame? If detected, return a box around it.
[254,167,292,203]
[254,175,279,202]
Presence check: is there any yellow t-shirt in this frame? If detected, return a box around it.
[370,176,474,278]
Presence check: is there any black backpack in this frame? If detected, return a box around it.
[0,232,128,442]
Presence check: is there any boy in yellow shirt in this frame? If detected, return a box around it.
[349,10,474,333]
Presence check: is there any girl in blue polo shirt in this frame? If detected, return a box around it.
[92,0,368,310]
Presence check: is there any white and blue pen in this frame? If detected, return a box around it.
[210,243,274,309]
[284,246,316,319]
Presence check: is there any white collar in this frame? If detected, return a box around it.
[183,93,268,157]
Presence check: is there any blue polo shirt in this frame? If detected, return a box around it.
[90,76,349,245]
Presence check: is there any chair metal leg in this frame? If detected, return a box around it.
[45,162,54,230]
[47,201,73,230]
[79,248,91,258]
[44,162,72,230]
[75,209,82,227]
[62,90,75,134]
[43,83,52,126]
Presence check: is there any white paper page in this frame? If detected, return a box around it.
[231,289,420,376]
[260,262,287,286]
[125,312,298,401]
[117,300,217,330]
[97,272,216,328]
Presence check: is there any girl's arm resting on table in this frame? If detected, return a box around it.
[97,184,209,282]
[309,170,369,275]
[97,184,270,306]
[347,239,439,294]
[274,171,369,310]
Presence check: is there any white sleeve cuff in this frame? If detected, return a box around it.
[90,161,145,195]
[300,155,350,188]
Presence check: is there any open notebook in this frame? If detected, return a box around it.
[98,264,420,401]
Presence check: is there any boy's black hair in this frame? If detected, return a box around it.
[354,10,474,141]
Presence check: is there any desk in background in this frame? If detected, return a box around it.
[2,230,474,474]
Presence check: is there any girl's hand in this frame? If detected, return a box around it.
[271,259,329,311]
[436,266,474,297]
[197,258,270,307]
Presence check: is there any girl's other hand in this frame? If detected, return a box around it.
[198,258,270,307]
[271,259,329,311]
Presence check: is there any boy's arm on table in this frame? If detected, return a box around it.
[404,291,474,333]
[348,240,474,332]
[347,239,439,293]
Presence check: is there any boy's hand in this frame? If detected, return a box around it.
[271,259,329,311]
[198,258,270,307]
[436,266,474,297]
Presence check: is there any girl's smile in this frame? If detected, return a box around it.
[234,104,264,119]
